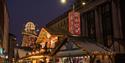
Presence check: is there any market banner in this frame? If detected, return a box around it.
[68,11,81,36]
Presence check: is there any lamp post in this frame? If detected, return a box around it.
[61,0,67,4]
[59,0,86,63]
[60,0,86,10]
[82,2,86,5]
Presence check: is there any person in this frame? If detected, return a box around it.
[96,59,101,63]
[39,61,45,63]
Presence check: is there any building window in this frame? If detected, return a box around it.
[65,18,68,31]
[61,21,63,29]
[101,3,113,46]
[120,0,125,39]
[84,10,96,39]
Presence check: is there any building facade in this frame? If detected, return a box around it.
[21,21,37,48]
[0,0,9,52]
[46,0,125,63]
[8,33,17,63]
[0,0,9,62]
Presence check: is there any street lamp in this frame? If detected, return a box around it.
[60,0,86,10]
[60,0,67,4]
[82,2,86,5]
[60,0,86,4]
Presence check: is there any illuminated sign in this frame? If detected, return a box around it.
[50,36,58,48]
[68,11,81,36]
[36,28,51,43]
[36,28,58,48]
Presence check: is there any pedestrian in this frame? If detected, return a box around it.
[96,59,101,63]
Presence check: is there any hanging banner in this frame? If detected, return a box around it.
[68,11,81,36]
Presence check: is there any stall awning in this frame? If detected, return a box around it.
[74,41,113,54]
[56,49,87,57]
[51,36,115,57]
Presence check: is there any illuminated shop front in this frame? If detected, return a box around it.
[18,27,59,63]
[18,55,51,63]
[36,27,58,50]
[56,56,90,63]
[0,48,8,63]
[54,47,114,63]
[50,35,114,63]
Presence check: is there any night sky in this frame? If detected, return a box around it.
[7,0,73,43]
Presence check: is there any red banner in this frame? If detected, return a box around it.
[68,11,81,36]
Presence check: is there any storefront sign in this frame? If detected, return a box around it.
[36,28,58,48]
[36,28,51,43]
[68,11,81,36]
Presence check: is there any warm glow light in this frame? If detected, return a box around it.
[61,0,66,4]
[40,49,45,53]
[28,52,31,55]
[33,60,36,63]
[82,2,86,5]
[28,55,44,59]
[46,58,50,62]
[36,51,39,54]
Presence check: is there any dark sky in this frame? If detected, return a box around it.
[7,0,73,42]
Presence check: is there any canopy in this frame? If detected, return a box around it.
[74,41,113,54]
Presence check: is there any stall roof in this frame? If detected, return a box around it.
[54,41,114,57]
[51,36,114,56]
[74,41,113,54]
[56,49,87,57]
